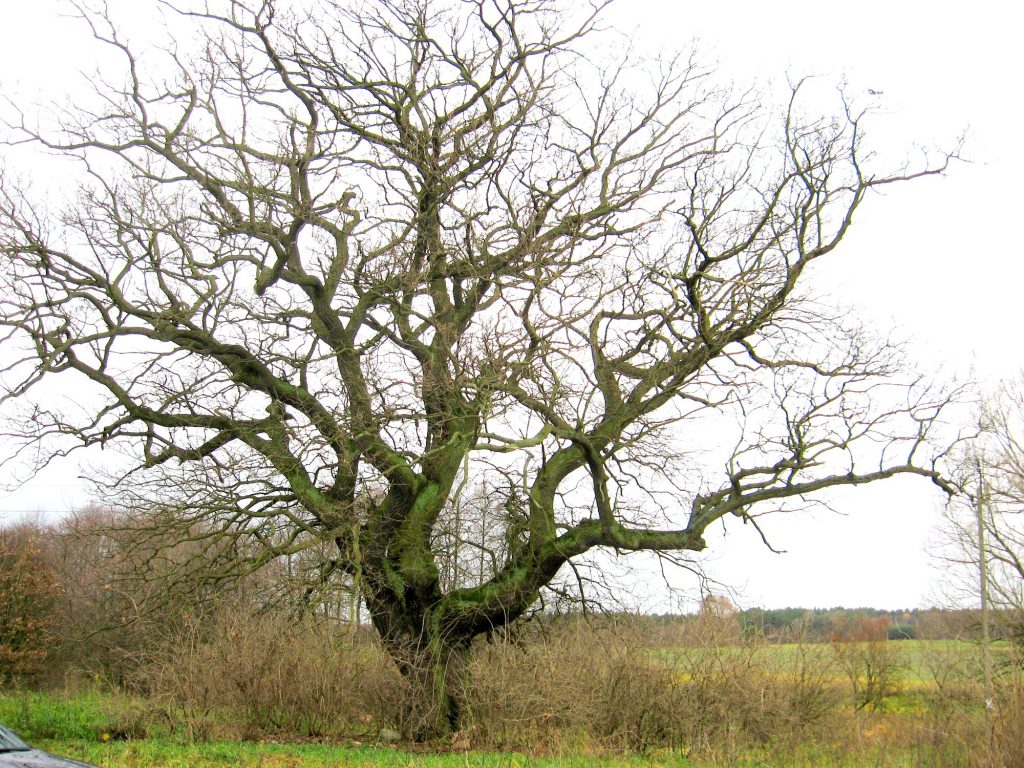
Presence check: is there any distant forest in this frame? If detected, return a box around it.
[639,605,995,645]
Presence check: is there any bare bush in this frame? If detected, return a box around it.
[463,615,845,757]
[0,524,62,682]
[40,507,258,689]
[465,620,684,752]
[774,635,844,734]
[988,677,1024,768]
[913,671,1024,768]
[136,607,402,740]
[830,616,906,711]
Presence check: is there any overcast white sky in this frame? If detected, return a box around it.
[0,0,1021,611]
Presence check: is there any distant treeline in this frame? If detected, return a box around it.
[636,605,1000,645]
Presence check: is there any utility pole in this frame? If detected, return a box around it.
[977,457,993,711]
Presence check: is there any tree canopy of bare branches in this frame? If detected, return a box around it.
[0,0,955,736]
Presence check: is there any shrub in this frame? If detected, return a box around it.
[989,678,1024,768]
[0,528,62,682]
[463,617,844,757]
[464,620,685,752]
[135,606,402,740]
[830,616,906,711]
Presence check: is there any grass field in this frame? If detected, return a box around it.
[31,739,690,768]
[0,639,1015,768]
[28,737,926,768]
[2,692,699,767]
[655,638,1011,684]
[0,688,919,767]
[0,693,685,767]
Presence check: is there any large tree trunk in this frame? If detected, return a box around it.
[355,486,562,740]
[364,585,473,740]
[394,632,471,740]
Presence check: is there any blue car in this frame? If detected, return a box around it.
[0,726,98,768]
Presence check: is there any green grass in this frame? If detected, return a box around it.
[31,738,917,768]
[0,692,702,767]
[0,689,118,741]
[37,739,663,768]
[0,689,951,767]
[0,690,920,767]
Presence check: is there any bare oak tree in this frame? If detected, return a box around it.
[0,0,955,736]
